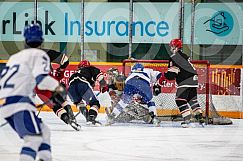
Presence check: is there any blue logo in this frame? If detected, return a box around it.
[204,11,233,37]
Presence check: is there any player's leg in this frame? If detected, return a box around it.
[81,83,101,125]
[175,88,193,127]
[52,104,70,124]
[5,110,47,161]
[137,81,159,125]
[68,81,87,119]
[37,122,52,161]
[187,87,204,124]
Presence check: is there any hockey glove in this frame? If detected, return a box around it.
[101,85,109,93]
[52,84,67,105]
[153,84,161,96]
[59,55,69,69]
[158,74,167,86]
[54,68,64,79]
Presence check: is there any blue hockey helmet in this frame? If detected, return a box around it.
[24,24,43,44]
[132,63,144,72]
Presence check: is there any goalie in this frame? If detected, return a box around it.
[106,63,165,126]
[106,67,126,114]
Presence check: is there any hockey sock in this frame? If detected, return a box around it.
[63,105,75,121]
[189,99,202,114]
[20,135,42,161]
[60,113,71,124]
[176,98,191,118]
[79,106,89,121]
[88,106,98,121]
[38,123,52,161]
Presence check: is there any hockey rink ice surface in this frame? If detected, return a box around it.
[0,112,243,161]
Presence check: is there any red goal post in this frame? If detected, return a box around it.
[122,59,211,122]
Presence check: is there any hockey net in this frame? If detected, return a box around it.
[122,59,232,125]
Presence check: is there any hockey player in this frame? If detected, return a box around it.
[107,63,165,126]
[0,24,65,161]
[34,49,80,131]
[164,38,204,127]
[68,60,108,125]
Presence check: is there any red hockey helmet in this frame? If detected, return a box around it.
[169,39,182,49]
[78,60,90,68]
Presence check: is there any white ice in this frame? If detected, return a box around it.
[0,112,243,161]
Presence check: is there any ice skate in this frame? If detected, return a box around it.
[195,113,205,127]
[86,115,102,126]
[152,117,161,127]
[64,104,75,121]
[148,112,161,127]
[181,119,195,128]
[70,120,81,131]
[105,112,117,126]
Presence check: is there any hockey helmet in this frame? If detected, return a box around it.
[169,38,182,49]
[132,63,144,72]
[24,23,43,44]
[78,60,90,68]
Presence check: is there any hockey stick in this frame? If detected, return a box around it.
[0,100,53,128]
[0,122,8,128]
[36,100,52,117]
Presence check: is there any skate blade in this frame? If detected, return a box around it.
[70,122,81,131]
[181,123,196,128]
[86,121,102,127]
[104,121,115,126]
[199,122,205,128]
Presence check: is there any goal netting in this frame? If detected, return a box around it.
[122,59,232,125]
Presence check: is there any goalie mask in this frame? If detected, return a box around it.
[107,68,119,85]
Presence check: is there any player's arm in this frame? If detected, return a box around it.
[94,68,108,93]
[164,58,180,80]
[52,53,69,81]
[32,52,63,93]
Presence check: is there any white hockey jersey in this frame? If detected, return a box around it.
[125,68,161,85]
[0,48,59,118]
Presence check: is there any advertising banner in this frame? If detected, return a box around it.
[0,2,242,44]
[52,63,241,96]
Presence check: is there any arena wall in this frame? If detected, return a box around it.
[0,60,242,118]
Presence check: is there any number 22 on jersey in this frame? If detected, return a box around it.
[0,64,20,89]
